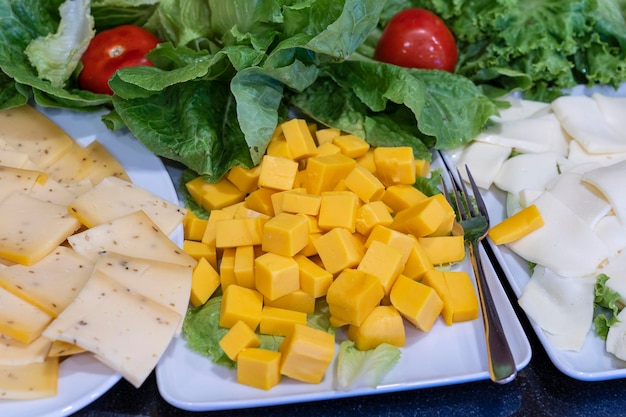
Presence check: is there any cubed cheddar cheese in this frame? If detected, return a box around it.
[219,285,263,330]
[332,134,370,158]
[279,324,335,384]
[245,187,279,217]
[313,228,364,275]
[382,184,429,213]
[260,306,307,336]
[266,138,293,159]
[183,212,208,241]
[390,196,447,238]
[365,225,414,264]
[403,238,435,280]
[263,290,316,314]
[303,153,356,195]
[428,193,456,237]
[421,270,478,325]
[418,235,466,265]
[343,165,385,203]
[315,127,340,145]
[415,159,431,177]
[357,240,404,295]
[373,146,416,186]
[347,305,405,350]
[326,269,384,326]
[219,248,238,290]
[488,204,544,245]
[233,204,271,220]
[295,254,333,298]
[215,217,267,248]
[254,252,300,301]
[318,191,359,232]
[219,320,261,360]
[237,348,282,390]
[355,201,393,236]
[280,119,318,160]
[190,257,220,307]
[280,191,322,216]
[316,142,341,156]
[262,213,309,257]
[227,165,261,193]
[356,149,376,173]
[257,155,299,191]
[390,275,443,332]
[234,245,256,289]
[182,240,213,261]
[185,176,246,211]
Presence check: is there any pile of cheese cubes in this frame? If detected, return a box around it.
[182,118,479,390]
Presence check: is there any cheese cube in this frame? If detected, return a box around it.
[356,149,376,173]
[391,196,447,237]
[281,191,322,216]
[219,247,237,289]
[262,213,309,257]
[403,239,435,280]
[234,245,256,289]
[365,225,414,264]
[295,254,333,298]
[257,155,299,191]
[315,127,340,145]
[347,305,405,350]
[185,176,246,211]
[382,184,428,213]
[313,228,364,275]
[246,187,278,217]
[488,204,544,245]
[263,290,316,314]
[281,119,318,160]
[303,153,356,195]
[266,138,293,159]
[333,134,370,158]
[428,193,457,236]
[326,269,384,326]
[344,165,385,203]
[318,191,359,232]
[255,252,300,301]
[260,306,307,336]
[316,142,342,156]
[183,212,208,241]
[357,240,404,294]
[215,217,267,248]
[373,146,416,186]
[190,257,220,307]
[227,164,261,193]
[237,348,282,390]
[183,240,213,261]
[219,285,263,330]
[219,320,261,361]
[418,235,466,265]
[415,159,431,177]
[421,270,478,325]
[201,209,232,246]
[279,324,335,384]
[355,201,393,236]
[390,275,443,331]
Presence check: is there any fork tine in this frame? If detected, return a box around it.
[455,168,473,220]
[464,165,490,224]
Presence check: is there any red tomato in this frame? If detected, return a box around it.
[374,8,458,72]
[78,25,160,95]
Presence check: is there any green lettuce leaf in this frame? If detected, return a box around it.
[335,340,400,391]
[593,273,623,340]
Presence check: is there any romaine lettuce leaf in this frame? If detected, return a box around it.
[335,340,400,391]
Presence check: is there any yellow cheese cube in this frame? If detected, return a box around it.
[355,201,393,236]
[254,252,300,301]
[221,201,247,218]
[357,240,404,295]
[303,153,356,195]
[298,232,321,257]
[237,348,282,390]
[316,142,342,156]
[257,155,299,191]
[263,290,316,314]
[246,187,279,217]
[233,204,271,220]
[373,146,416,186]
[298,213,322,234]
[318,191,359,232]
[295,254,333,298]
[281,191,322,216]
[390,275,443,332]
[418,235,466,265]
[262,213,309,257]
[332,134,370,158]
[427,193,456,236]
[347,305,405,350]
[488,204,544,245]
[270,188,303,216]
[421,270,478,325]
[356,149,376,173]
[415,159,431,177]
[183,212,207,241]
[390,196,447,238]
[281,119,318,160]
[365,225,414,264]
[343,165,385,203]
[279,324,335,384]
[185,176,246,211]
[260,306,307,336]
[190,257,220,307]
[403,238,434,280]
[227,164,261,193]
[215,217,267,248]
[266,138,293,159]
[219,320,261,360]
[315,127,341,145]
[219,247,238,289]
[234,245,256,289]
[182,240,212,261]
[313,228,364,275]
[219,285,263,330]
[326,269,384,326]
[201,210,232,246]
[382,184,428,213]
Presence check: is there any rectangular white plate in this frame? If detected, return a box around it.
[156,154,532,412]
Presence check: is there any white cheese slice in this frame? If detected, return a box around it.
[83,140,131,185]
[68,210,196,267]
[600,251,626,305]
[0,246,94,317]
[493,152,564,197]
[594,215,626,257]
[592,93,626,141]
[68,176,186,235]
[0,286,53,344]
[0,334,52,366]
[518,265,595,351]
[0,165,48,202]
[0,149,29,168]
[0,356,58,399]
[606,307,626,362]
[582,160,626,226]
[546,171,611,228]
[43,269,181,388]
[29,176,79,206]
[454,141,511,190]
[561,141,626,174]
[552,95,626,153]
[507,191,609,277]
[47,340,85,357]
[490,97,551,122]
[0,192,82,266]
[46,141,94,184]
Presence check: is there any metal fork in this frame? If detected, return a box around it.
[440,163,517,384]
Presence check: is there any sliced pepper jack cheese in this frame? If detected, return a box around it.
[0,286,53,344]
[43,269,182,388]
[0,334,52,366]
[0,245,94,317]
[67,210,196,268]
[46,141,95,183]
[29,176,80,206]
[83,140,131,185]
[0,165,48,202]
[0,148,30,168]
[0,192,82,266]
[0,356,59,400]
[68,176,186,235]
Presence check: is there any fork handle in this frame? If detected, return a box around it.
[469,242,517,384]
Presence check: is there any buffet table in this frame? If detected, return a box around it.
[71,160,626,417]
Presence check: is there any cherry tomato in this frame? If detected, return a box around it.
[374,8,458,72]
[78,25,160,95]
